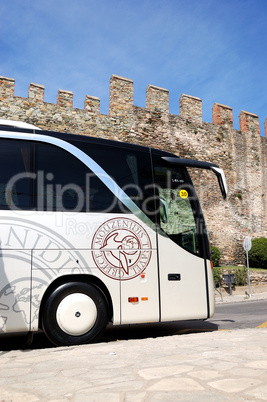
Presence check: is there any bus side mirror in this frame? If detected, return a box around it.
[210,166,228,199]
[161,157,228,200]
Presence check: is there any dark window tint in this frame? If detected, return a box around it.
[71,141,155,219]
[0,137,152,215]
[36,143,122,212]
[0,139,34,209]
[153,155,203,256]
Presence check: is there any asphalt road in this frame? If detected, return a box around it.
[0,300,266,351]
[102,299,267,341]
[209,299,267,330]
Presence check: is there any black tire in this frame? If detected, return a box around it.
[42,281,108,346]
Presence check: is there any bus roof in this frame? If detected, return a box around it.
[0,119,170,156]
[0,119,227,198]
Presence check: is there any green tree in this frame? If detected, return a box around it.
[234,267,247,286]
[211,245,221,267]
[248,238,267,269]
[213,266,222,287]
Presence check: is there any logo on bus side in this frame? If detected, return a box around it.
[91,218,152,280]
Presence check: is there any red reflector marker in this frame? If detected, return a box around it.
[128,297,139,303]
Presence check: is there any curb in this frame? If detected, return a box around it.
[215,288,267,304]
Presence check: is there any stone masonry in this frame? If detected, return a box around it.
[0,74,266,264]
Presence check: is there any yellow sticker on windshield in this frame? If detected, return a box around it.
[179,189,188,199]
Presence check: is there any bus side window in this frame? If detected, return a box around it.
[35,143,122,213]
[0,139,34,210]
[72,141,156,220]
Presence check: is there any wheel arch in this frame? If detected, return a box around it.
[38,274,113,330]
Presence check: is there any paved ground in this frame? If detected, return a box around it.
[1,290,267,401]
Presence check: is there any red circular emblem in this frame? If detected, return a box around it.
[91,218,152,280]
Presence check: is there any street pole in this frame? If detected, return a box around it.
[243,237,252,299]
[246,249,251,298]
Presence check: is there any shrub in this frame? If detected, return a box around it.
[248,237,267,269]
[213,266,222,287]
[233,266,247,286]
[211,245,221,267]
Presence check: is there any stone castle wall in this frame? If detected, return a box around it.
[0,74,266,264]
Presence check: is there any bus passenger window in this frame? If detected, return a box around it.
[36,143,122,213]
[0,139,34,210]
[71,141,155,219]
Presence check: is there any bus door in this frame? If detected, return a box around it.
[118,218,159,325]
[153,157,210,322]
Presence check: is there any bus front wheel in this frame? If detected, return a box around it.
[42,282,108,346]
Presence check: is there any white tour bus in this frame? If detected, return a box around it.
[0,119,227,346]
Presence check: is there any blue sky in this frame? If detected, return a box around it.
[1,0,266,135]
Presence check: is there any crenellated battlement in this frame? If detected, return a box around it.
[1,74,266,136]
[109,75,133,116]
[180,94,202,123]
[0,76,15,98]
[0,73,266,264]
[28,82,45,102]
[239,110,261,136]
[146,84,169,114]
[212,103,233,127]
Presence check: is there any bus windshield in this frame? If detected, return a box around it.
[153,157,203,256]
